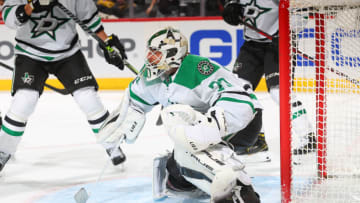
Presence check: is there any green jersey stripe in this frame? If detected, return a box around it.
[89,17,101,30]
[15,45,55,61]
[3,6,14,22]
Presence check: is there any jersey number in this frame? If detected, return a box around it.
[209,78,232,91]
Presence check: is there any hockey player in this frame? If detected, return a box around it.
[0,0,127,172]
[97,27,261,202]
[222,0,316,155]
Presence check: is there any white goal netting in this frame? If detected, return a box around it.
[286,0,360,202]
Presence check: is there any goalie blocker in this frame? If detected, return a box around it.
[153,104,260,203]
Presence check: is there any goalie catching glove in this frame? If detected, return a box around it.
[97,89,145,145]
[160,104,227,153]
[102,34,127,70]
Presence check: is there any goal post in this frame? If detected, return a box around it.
[279,0,360,202]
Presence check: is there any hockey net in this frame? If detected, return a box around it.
[279,0,360,202]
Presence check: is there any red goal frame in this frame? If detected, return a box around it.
[279,1,328,202]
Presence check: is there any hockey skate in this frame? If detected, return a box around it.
[106,146,126,165]
[0,151,11,172]
[234,133,271,163]
[293,132,317,155]
[236,133,269,155]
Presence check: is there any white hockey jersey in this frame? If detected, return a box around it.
[239,0,279,42]
[129,54,262,135]
[2,0,103,61]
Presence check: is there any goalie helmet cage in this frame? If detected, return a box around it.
[279,0,360,202]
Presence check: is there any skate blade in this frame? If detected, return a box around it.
[74,187,89,203]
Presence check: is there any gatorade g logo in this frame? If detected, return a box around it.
[190,30,244,66]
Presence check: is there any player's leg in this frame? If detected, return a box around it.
[229,109,266,153]
[264,43,316,155]
[55,51,125,165]
[232,41,265,89]
[0,54,48,172]
[233,41,269,155]
[0,111,11,172]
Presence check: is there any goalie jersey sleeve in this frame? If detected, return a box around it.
[2,0,103,61]
[128,54,262,135]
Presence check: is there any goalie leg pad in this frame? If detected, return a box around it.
[98,106,145,144]
[152,152,207,200]
[153,152,171,200]
[173,144,255,202]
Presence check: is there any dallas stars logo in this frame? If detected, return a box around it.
[30,8,69,40]
[242,0,271,27]
[197,61,214,75]
[22,72,35,85]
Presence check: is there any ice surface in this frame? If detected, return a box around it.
[0,91,281,203]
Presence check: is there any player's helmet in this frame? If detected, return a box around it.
[143,27,188,81]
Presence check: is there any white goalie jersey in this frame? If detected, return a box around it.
[2,0,103,61]
[129,54,262,135]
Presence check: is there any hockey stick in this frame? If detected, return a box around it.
[239,19,360,87]
[0,61,70,95]
[55,2,138,75]
[74,135,126,203]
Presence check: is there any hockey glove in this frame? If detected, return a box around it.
[28,0,57,12]
[222,1,244,26]
[15,5,31,23]
[102,34,128,70]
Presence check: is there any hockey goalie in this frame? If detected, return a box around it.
[97,27,261,203]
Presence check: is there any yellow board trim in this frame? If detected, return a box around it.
[0,78,135,92]
[3,77,357,93]
[0,77,269,92]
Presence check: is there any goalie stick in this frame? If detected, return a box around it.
[74,135,126,203]
[0,61,70,95]
[55,2,138,75]
[239,19,360,87]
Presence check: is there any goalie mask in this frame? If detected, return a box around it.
[143,27,188,81]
